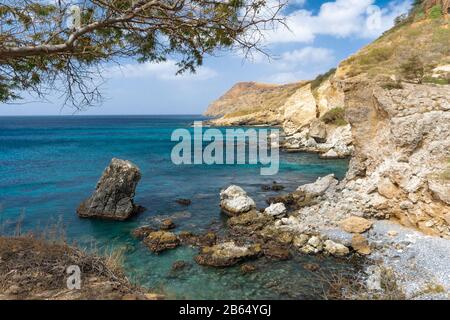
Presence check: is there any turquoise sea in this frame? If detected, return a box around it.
[0,115,355,299]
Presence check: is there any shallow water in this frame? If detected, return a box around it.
[0,115,355,299]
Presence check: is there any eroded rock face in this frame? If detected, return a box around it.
[309,120,327,143]
[220,185,256,216]
[194,242,262,267]
[77,158,142,220]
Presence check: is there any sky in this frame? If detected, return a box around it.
[0,0,413,116]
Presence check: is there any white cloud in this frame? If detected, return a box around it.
[278,46,334,67]
[265,0,412,44]
[106,60,218,81]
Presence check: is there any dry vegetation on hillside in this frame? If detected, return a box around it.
[340,3,450,83]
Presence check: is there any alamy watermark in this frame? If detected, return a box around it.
[171,121,280,176]
[66,265,81,290]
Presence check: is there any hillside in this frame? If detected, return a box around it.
[204,81,306,119]
[203,0,450,238]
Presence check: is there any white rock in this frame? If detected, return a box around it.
[324,240,350,256]
[297,174,338,196]
[264,203,287,217]
[220,185,255,215]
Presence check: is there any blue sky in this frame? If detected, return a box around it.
[0,0,412,116]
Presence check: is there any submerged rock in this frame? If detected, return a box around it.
[143,231,180,253]
[220,185,256,216]
[171,260,190,271]
[240,263,257,274]
[77,158,142,220]
[263,242,291,260]
[160,219,176,230]
[194,242,262,267]
[132,226,156,239]
[175,199,192,206]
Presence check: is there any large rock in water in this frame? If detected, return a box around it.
[77,158,142,220]
[220,185,256,216]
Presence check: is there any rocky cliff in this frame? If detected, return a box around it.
[203,5,450,237]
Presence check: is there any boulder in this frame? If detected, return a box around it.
[340,216,373,234]
[143,231,180,253]
[351,234,372,255]
[240,264,257,274]
[324,240,350,257]
[77,158,142,220]
[377,178,399,199]
[132,226,155,239]
[309,120,327,143]
[320,149,339,159]
[220,185,256,216]
[263,243,291,260]
[296,174,338,197]
[264,203,287,217]
[194,242,262,267]
[160,219,176,230]
[227,210,274,235]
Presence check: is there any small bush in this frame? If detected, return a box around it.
[423,76,449,85]
[399,55,424,83]
[311,68,336,91]
[358,47,394,66]
[321,107,347,126]
[429,5,443,19]
[381,80,404,90]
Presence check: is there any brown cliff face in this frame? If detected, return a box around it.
[204,81,306,117]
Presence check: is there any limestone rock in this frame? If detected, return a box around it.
[77,158,142,220]
[144,231,180,253]
[297,174,338,197]
[340,216,373,234]
[428,179,450,205]
[264,203,287,217]
[194,242,262,267]
[324,240,350,257]
[377,178,399,199]
[220,185,256,216]
[351,234,372,255]
[309,120,327,143]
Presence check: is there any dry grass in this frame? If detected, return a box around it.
[313,266,406,300]
[340,15,450,81]
[0,235,149,300]
[0,211,152,300]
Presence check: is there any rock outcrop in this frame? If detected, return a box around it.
[194,242,262,267]
[220,185,256,216]
[77,158,142,220]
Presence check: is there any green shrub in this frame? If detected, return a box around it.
[399,55,424,83]
[321,107,347,126]
[311,68,336,91]
[423,77,449,85]
[381,80,404,90]
[358,47,395,65]
[429,5,443,19]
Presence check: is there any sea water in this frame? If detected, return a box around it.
[0,115,355,299]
